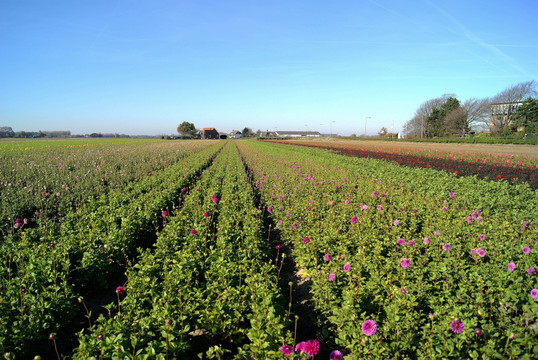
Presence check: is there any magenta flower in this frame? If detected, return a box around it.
[508,262,516,272]
[330,350,343,360]
[523,246,531,255]
[528,267,535,275]
[303,237,310,244]
[449,192,455,197]
[275,245,282,249]
[443,243,451,251]
[531,288,538,300]
[116,286,126,296]
[324,253,331,262]
[351,216,358,224]
[280,344,293,356]
[211,195,219,203]
[267,206,273,213]
[328,273,336,282]
[190,229,197,235]
[161,210,168,217]
[343,263,351,272]
[479,234,486,241]
[423,237,430,244]
[477,248,486,258]
[400,258,410,269]
[295,340,320,356]
[393,220,400,226]
[407,240,414,247]
[397,238,405,246]
[450,319,464,334]
[400,288,407,294]
[377,205,383,210]
[474,328,482,335]
[362,204,368,210]
[361,320,377,336]
[442,207,447,212]
[203,212,210,218]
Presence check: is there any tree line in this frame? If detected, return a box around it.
[403,80,537,137]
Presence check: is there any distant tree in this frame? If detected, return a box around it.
[491,80,537,104]
[350,133,357,137]
[242,127,253,137]
[444,106,469,137]
[511,97,538,133]
[425,97,461,137]
[0,126,15,138]
[378,127,388,137]
[177,121,197,137]
[462,97,491,132]
[491,81,537,133]
[403,94,455,137]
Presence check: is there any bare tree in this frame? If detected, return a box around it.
[403,94,455,137]
[462,97,491,131]
[491,80,537,103]
[444,107,468,137]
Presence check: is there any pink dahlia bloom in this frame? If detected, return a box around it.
[361,319,377,336]
[450,319,464,334]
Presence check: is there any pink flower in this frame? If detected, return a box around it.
[400,288,407,294]
[479,234,486,241]
[449,192,455,197]
[330,350,343,360]
[161,210,168,217]
[343,263,351,272]
[508,262,516,272]
[361,320,377,336]
[295,340,320,356]
[351,216,358,223]
[393,220,399,226]
[362,204,368,210]
[324,253,331,262]
[397,238,405,246]
[450,319,464,334]
[400,258,410,269]
[443,243,451,251]
[528,267,535,275]
[267,206,273,213]
[303,237,310,244]
[523,246,531,255]
[423,237,430,245]
[190,229,197,235]
[328,273,336,282]
[203,212,210,218]
[407,240,414,247]
[477,248,486,258]
[531,288,538,300]
[280,344,293,355]
[211,195,219,203]
[116,286,126,296]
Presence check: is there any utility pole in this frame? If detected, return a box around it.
[364,117,371,137]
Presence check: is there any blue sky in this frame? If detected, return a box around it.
[1,0,537,136]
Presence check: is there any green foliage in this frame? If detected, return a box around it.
[512,97,538,133]
[177,121,197,136]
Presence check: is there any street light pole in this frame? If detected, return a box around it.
[364,117,371,137]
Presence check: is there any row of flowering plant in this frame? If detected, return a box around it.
[0,139,213,239]
[0,141,222,357]
[74,142,288,359]
[238,140,537,359]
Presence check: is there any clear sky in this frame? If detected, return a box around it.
[1,0,537,136]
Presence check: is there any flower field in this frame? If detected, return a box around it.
[271,140,538,189]
[1,139,537,359]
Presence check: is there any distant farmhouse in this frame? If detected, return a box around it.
[200,127,220,139]
[230,130,242,138]
[274,130,322,138]
[490,101,524,133]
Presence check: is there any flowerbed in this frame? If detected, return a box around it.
[269,140,538,189]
